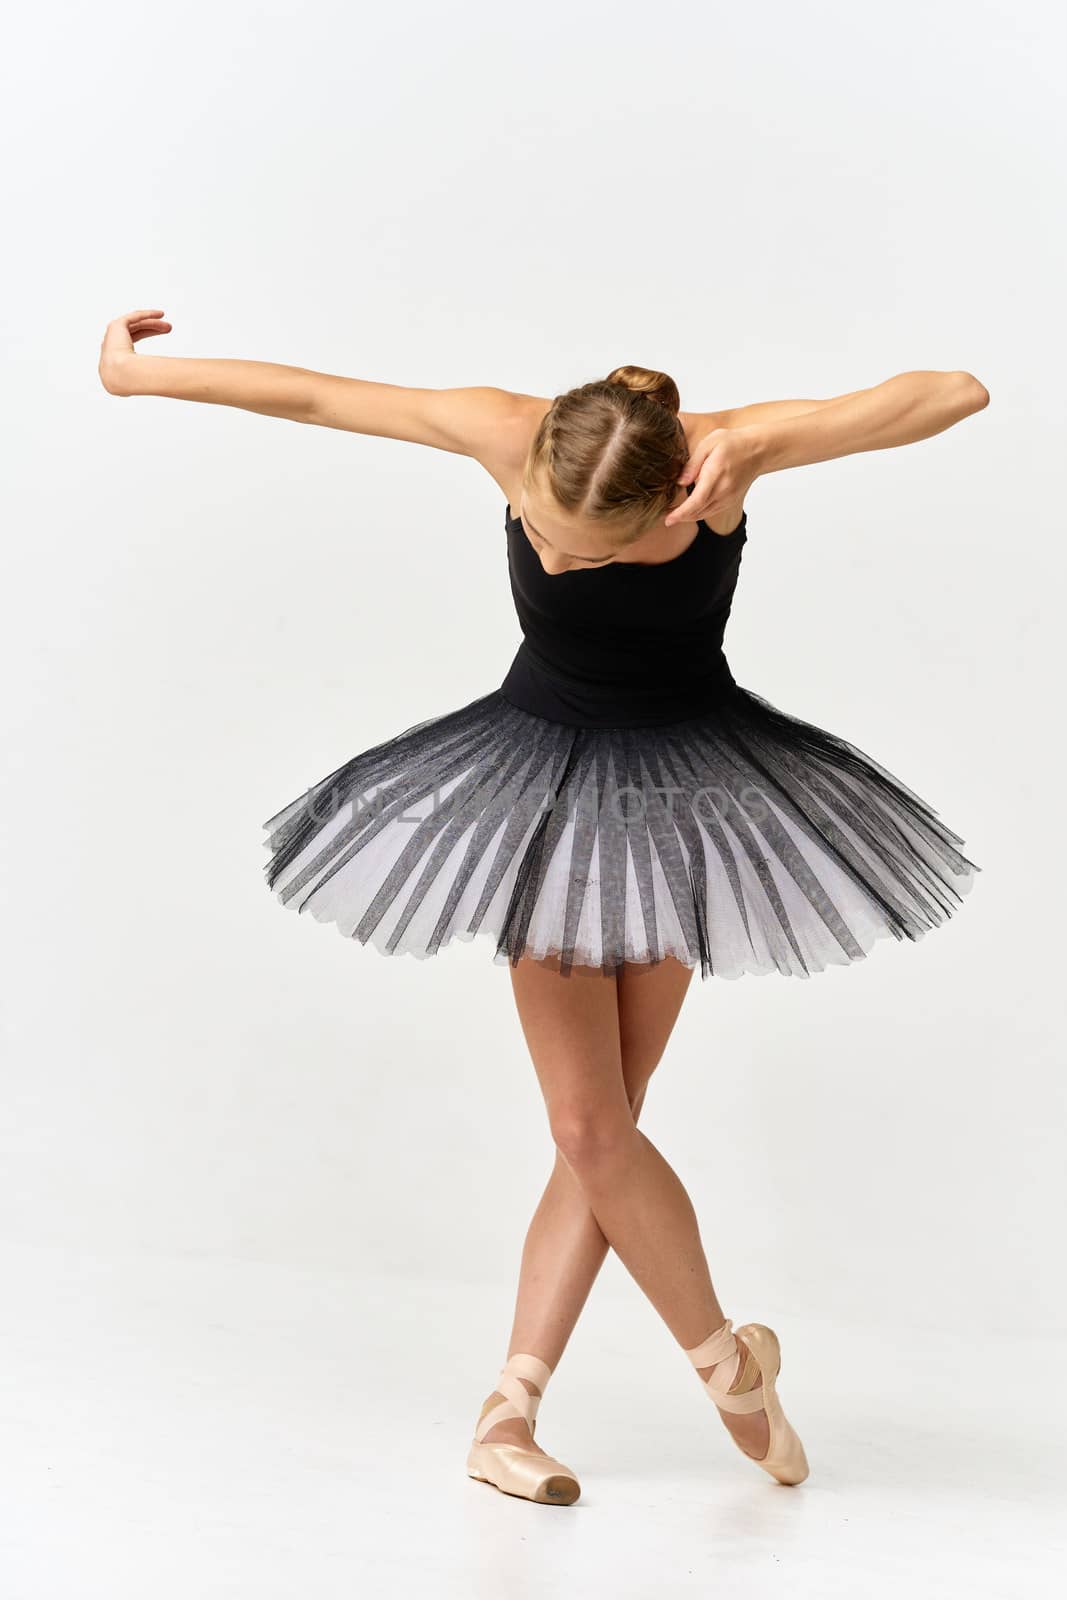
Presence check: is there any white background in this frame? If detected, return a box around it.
[1,1,1064,1594]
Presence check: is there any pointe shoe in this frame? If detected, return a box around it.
[466,1352,581,1505]
[685,1318,809,1486]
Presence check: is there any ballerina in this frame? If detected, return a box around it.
[99,310,987,1503]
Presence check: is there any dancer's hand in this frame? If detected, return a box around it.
[98,308,173,395]
[665,426,763,528]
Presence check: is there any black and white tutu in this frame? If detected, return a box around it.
[261,499,980,979]
[260,684,979,981]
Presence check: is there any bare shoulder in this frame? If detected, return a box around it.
[679,411,748,535]
[680,409,730,445]
[469,390,551,502]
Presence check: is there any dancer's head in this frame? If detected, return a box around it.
[518,366,692,571]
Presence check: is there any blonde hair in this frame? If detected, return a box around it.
[521,365,688,545]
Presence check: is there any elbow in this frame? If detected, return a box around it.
[951,370,990,413]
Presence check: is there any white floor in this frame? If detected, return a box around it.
[1,1240,1063,1599]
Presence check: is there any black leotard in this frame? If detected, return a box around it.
[498,497,748,727]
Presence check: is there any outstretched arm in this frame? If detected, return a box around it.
[670,370,990,527]
[97,308,517,456]
[736,370,990,474]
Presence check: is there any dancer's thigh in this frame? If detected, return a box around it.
[507,959,629,1142]
[617,956,695,1110]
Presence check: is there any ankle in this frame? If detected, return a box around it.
[684,1317,762,1403]
[477,1375,543,1438]
[474,1352,554,1447]
[482,1376,541,1412]
[697,1348,740,1390]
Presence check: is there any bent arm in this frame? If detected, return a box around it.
[734,370,990,474]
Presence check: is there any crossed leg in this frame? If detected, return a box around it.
[475,953,770,1462]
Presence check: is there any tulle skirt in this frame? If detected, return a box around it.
[260,685,980,980]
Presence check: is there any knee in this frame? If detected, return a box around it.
[550,1106,635,1179]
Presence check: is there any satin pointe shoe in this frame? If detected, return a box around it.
[684,1318,809,1486]
[466,1352,581,1505]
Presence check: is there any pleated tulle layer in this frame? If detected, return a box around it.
[260,686,980,980]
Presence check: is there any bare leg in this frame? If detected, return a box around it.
[475,954,693,1452]
[477,955,769,1461]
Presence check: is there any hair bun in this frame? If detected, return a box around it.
[604,364,681,415]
